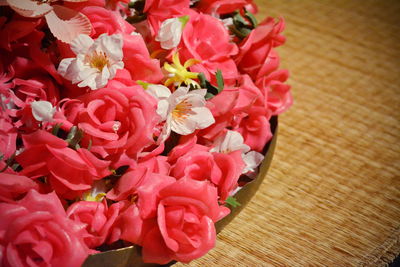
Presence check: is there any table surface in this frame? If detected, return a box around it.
[175,1,400,266]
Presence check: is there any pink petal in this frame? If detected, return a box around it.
[6,0,52,18]
[45,5,92,44]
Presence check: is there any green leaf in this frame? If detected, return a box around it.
[198,72,207,88]
[179,15,190,28]
[226,196,241,208]
[205,92,214,100]
[215,69,224,92]
[66,126,84,150]
[244,9,258,28]
[52,123,62,136]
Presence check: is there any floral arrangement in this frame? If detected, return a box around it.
[0,0,292,266]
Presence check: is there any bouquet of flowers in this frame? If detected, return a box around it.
[0,0,292,266]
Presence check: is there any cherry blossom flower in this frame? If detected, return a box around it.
[147,86,214,141]
[58,33,124,90]
[1,0,92,43]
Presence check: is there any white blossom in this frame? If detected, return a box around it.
[148,86,215,142]
[58,33,124,90]
[156,16,189,50]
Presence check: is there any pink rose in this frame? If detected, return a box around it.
[7,76,60,132]
[107,167,176,219]
[0,173,38,203]
[170,146,244,200]
[236,17,286,80]
[80,6,135,38]
[195,0,253,15]
[66,200,121,248]
[0,109,17,159]
[59,84,159,158]
[141,178,230,264]
[256,69,292,115]
[16,130,111,199]
[122,34,164,84]
[0,190,90,267]
[107,167,176,245]
[180,12,239,84]
[237,109,272,152]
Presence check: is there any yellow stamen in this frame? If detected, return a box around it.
[172,100,192,121]
[83,192,106,202]
[164,52,201,88]
[89,51,109,71]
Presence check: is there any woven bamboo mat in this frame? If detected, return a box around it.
[175,1,400,266]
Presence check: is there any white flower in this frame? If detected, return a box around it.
[211,130,264,174]
[156,16,189,50]
[58,33,124,90]
[31,100,56,122]
[147,86,215,141]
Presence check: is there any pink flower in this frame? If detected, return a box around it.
[256,69,292,115]
[122,33,164,84]
[0,109,17,159]
[107,167,176,219]
[0,190,90,267]
[80,6,135,38]
[141,178,229,264]
[195,0,254,15]
[0,173,39,203]
[235,17,286,80]
[16,130,111,199]
[180,12,239,84]
[170,145,244,201]
[66,200,121,248]
[58,84,159,158]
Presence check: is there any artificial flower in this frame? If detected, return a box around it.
[156,16,189,50]
[58,33,124,90]
[147,86,214,141]
[2,0,92,43]
[0,190,90,267]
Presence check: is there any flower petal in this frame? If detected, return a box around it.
[44,5,92,44]
[70,34,94,55]
[6,0,52,18]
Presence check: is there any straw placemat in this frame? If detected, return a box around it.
[175,1,400,266]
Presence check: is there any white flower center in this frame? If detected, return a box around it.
[88,51,109,71]
[172,100,192,121]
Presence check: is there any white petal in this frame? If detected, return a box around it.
[171,115,197,135]
[57,58,74,77]
[191,106,215,129]
[146,84,171,100]
[156,100,170,121]
[96,33,124,61]
[109,61,124,78]
[31,100,56,122]
[242,151,264,174]
[70,34,94,55]
[7,0,52,18]
[217,130,250,154]
[156,18,183,50]
[44,5,92,44]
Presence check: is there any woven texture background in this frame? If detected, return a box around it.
[175,1,400,266]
